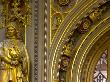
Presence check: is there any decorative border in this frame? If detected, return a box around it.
[44,0,48,82]
[34,0,48,82]
[34,0,39,81]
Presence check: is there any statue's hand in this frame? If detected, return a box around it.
[11,60,19,66]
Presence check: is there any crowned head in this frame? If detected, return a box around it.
[5,22,18,39]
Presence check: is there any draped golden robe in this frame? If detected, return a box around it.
[0,39,29,82]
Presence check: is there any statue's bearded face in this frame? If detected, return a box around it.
[6,26,17,38]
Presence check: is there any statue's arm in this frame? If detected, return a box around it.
[0,43,11,64]
[0,43,18,66]
[0,54,12,64]
[0,48,15,65]
[0,54,18,66]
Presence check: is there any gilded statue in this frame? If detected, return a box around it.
[0,23,30,82]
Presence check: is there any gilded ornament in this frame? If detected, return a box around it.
[58,0,70,6]
[60,55,70,71]
[89,9,102,22]
[0,0,31,29]
[77,17,92,33]
[63,41,73,56]
[52,13,62,30]
[51,13,62,38]
[52,0,76,12]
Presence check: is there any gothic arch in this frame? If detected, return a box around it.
[49,1,110,82]
[80,30,110,82]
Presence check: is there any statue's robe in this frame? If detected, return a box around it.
[0,39,29,82]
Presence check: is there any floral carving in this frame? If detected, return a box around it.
[76,17,92,33]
